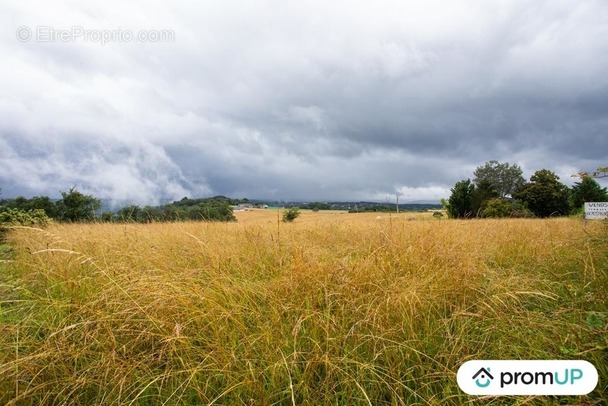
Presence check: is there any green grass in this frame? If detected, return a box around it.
[0,217,606,405]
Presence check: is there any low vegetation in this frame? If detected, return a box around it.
[0,212,606,404]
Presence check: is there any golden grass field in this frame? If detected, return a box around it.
[0,211,606,405]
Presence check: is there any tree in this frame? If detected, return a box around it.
[471,179,499,215]
[192,200,236,222]
[570,177,608,209]
[593,167,608,178]
[56,187,101,222]
[575,166,608,179]
[447,179,475,218]
[513,170,570,218]
[473,160,525,198]
[0,195,59,219]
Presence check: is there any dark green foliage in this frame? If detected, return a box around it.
[432,211,444,219]
[479,198,534,218]
[479,198,511,218]
[570,177,608,209]
[473,160,525,198]
[348,204,396,213]
[447,179,475,218]
[445,163,577,219]
[117,205,141,222]
[110,198,237,223]
[55,187,101,222]
[0,190,99,222]
[172,195,248,208]
[471,179,499,215]
[302,202,332,211]
[0,195,58,218]
[187,201,236,222]
[282,207,300,222]
[514,169,571,218]
[508,200,535,218]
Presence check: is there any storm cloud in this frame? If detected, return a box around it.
[2,0,607,204]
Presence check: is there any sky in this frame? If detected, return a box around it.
[1,0,607,205]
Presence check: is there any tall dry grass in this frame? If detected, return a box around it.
[0,213,606,405]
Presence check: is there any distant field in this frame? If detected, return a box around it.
[0,215,606,405]
[234,209,436,224]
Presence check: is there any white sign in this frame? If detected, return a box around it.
[584,202,608,220]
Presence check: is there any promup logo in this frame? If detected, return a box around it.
[472,367,494,388]
[457,360,598,395]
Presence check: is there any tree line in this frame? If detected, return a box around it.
[109,196,238,223]
[0,188,238,226]
[444,161,608,218]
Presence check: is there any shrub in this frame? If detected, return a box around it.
[479,198,534,218]
[0,208,51,227]
[480,198,512,218]
[508,200,535,218]
[282,207,300,222]
[0,208,51,242]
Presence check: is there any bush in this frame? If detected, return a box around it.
[100,212,115,222]
[479,198,535,218]
[0,208,51,228]
[570,205,585,218]
[508,200,535,218]
[432,211,444,219]
[282,207,300,222]
[480,198,512,218]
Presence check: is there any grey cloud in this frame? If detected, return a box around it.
[0,136,206,204]
[1,0,607,203]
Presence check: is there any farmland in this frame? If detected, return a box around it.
[0,211,606,405]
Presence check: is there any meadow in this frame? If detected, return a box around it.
[0,211,606,405]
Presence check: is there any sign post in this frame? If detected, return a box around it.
[584,202,608,220]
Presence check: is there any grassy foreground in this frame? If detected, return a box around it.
[0,212,606,405]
